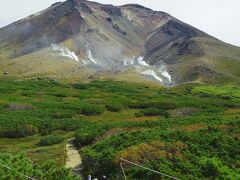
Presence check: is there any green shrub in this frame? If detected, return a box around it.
[135,111,144,117]
[0,153,81,179]
[0,124,38,138]
[80,103,105,116]
[72,83,88,90]
[137,108,170,117]
[39,135,64,146]
[106,103,124,112]
[200,157,240,179]
[75,123,108,146]
[129,101,177,110]
[53,92,68,97]
[0,100,8,109]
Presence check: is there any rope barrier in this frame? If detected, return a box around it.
[120,158,180,180]
[0,162,37,180]
[120,162,127,180]
[0,141,179,180]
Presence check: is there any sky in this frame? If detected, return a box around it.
[0,0,239,46]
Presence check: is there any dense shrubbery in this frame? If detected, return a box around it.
[75,122,109,146]
[0,123,38,138]
[0,80,239,179]
[38,135,64,146]
[80,103,105,116]
[135,108,170,117]
[106,103,124,112]
[129,101,177,110]
[81,129,240,179]
[0,153,81,180]
[200,157,240,179]
[72,83,89,90]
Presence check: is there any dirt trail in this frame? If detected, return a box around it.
[65,138,83,176]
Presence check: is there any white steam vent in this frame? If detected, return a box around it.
[141,70,163,83]
[87,49,98,64]
[123,57,134,66]
[137,57,149,66]
[159,64,172,82]
[122,56,149,67]
[51,44,79,62]
[82,60,88,65]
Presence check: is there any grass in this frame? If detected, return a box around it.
[0,131,73,166]
[192,85,240,99]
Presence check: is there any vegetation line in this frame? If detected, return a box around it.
[120,158,180,180]
[0,162,37,180]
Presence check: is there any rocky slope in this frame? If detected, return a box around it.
[0,0,239,85]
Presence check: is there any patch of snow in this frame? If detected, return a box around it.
[141,70,163,83]
[137,57,149,66]
[51,44,79,62]
[87,49,98,64]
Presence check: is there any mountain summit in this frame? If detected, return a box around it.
[0,0,239,85]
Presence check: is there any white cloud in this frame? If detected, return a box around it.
[0,0,239,46]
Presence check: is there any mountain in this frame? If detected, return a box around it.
[0,0,239,85]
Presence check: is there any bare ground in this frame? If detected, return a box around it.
[65,138,83,176]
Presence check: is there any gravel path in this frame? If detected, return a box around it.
[65,139,83,176]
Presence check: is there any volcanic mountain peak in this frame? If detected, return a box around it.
[0,0,239,85]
